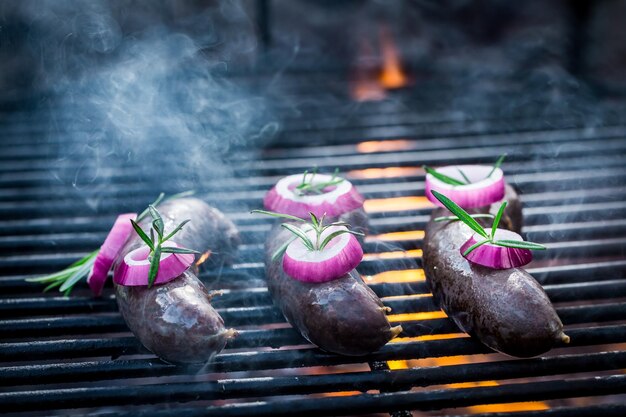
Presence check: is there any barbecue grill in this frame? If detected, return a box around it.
[2,1,626,416]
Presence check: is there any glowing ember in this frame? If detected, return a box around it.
[363,249,422,261]
[348,167,422,179]
[356,139,413,153]
[195,251,211,266]
[387,310,448,323]
[379,26,408,89]
[364,196,434,213]
[364,269,425,284]
[366,230,425,242]
[468,401,549,414]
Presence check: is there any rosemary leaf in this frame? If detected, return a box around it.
[44,280,64,292]
[462,239,491,256]
[131,219,154,250]
[457,169,471,184]
[294,167,344,196]
[163,219,191,242]
[493,240,547,250]
[26,265,81,283]
[491,201,507,240]
[431,190,489,238]
[136,191,194,222]
[319,229,364,250]
[161,247,200,255]
[149,205,164,239]
[281,223,315,251]
[434,214,495,222]
[423,166,466,186]
[59,252,98,292]
[309,212,319,229]
[148,245,162,288]
[272,236,297,261]
[251,209,306,223]
[486,153,507,178]
[164,190,195,201]
[137,193,164,222]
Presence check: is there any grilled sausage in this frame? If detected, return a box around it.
[423,186,568,357]
[265,224,401,356]
[114,198,239,364]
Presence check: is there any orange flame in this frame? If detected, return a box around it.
[195,251,211,266]
[350,39,387,102]
[379,26,408,89]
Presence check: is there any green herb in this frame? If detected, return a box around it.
[130,205,199,288]
[294,168,344,196]
[26,250,99,296]
[136,190,195,222]
[27,191,195,295]
[491,201,507,240]
[423,166,467,186]
[486,153,507,179]
[462,239,491,257]
[251,209,306,223]
[492,240,546,250]
[252,209,364,260]
[457,168,471,184]
[431,191,488,239]
[431,190,545,256]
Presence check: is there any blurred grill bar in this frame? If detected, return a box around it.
[0,81,625,416]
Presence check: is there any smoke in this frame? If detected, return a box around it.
[2,0,279,210]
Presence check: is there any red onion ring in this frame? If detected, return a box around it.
[264,173,364,219]
[283,225,363,283]
[460,228,533,270]
[425,165,505,209]
[113,241,195,286]
[87,213,136,297]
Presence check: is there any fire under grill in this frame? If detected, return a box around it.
[1,78,626,417]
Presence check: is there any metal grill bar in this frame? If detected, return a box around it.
[1,83,625,416]
[93,375,626,417]
[1,352,626,413]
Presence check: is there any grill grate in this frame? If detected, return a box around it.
[1,78,626,416]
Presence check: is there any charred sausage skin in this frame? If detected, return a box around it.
[114,198,238,364]
[265,224,401,356]
[423,185,568,357]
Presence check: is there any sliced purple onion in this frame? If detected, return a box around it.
[113,241,194,286]
[283,225,363,283]
[460,228,533,270]
[264,173,364,219]
[87,213,136,297]
[425,165,505,209]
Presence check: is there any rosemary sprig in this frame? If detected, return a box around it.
[430,190,546,256]
[486,153,507,179]
[294,168,344,196]
[423,166,467,186]
[131,205,199,288]
[27,191,195,295]
[136,190,195,222]
[251,209,363,260]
